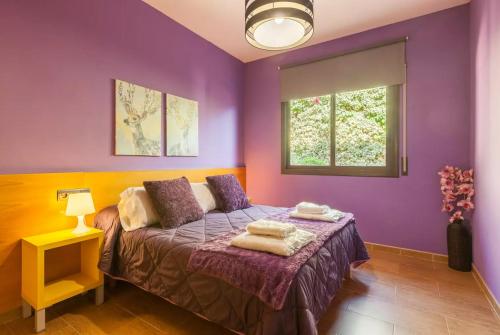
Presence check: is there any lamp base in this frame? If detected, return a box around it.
[73,215,90,234]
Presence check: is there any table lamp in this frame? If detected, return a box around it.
[66,192,95,234]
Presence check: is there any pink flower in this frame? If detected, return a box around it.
[313,97,321,105]
[463,169,473,179]
[449,210,464,223]
[457,199,474,210]
[458,183,473,195]
[442,203,454,213]
[438,165,454,178]
[457,169,473,183]
[439,166,475,224]
[443,179,454,189]
[444,192,457,202]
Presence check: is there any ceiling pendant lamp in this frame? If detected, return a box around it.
[245,0,314,51]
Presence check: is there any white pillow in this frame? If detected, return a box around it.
[118,187,160,232]
[190,182,217,213]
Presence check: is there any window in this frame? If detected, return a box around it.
[282,86,399,177]
[279,40,407,177]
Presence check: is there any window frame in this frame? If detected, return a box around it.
[281,85,400,177]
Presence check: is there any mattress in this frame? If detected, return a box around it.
[94,204,369,335]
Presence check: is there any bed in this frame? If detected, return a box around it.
[94,204,369,335]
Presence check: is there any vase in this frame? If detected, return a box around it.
[447,220,472,272]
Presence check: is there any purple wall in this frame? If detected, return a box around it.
[470,0,500,302]
[244,6,471,254]
[0,0,244,174]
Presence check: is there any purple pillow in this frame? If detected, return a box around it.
[206,174,250,213]
[143,177,203,229]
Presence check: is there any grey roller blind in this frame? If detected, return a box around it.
[280,41,406,101]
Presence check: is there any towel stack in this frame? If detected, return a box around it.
[290,202,345,222]
[230,219,316,257]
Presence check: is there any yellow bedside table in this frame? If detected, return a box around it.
[21,228,104,332]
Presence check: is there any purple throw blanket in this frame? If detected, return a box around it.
[187,211,366,310]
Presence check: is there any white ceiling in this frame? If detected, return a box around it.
[143,0,470,63]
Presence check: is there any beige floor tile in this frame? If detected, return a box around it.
[437,278,483,296]
[447,316,500,335]
[107,285,198,334]
[108,318,164,335]
[4,310,76,335]
[354,265,405,289]
[397,285,498,326]
[60,299,159,335]
[394,324,437,335]
[347,294,448,335]
[432,264,478,288]
[318,309,394,335]
[352,267,397,285]
[437,281,493,309]
[366,256,401,271]
[343,276,396,302]
[0,325,13,335]
[359,265,438,294]
[432,254,449,264]
[398,257,436,275]
[0,309,21,326]
[396,277,440,298]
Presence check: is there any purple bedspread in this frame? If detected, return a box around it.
[187,211,367,310]
[95,204,370,335]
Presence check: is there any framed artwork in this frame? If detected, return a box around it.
[166,94,199,157]
[115,79,162,156]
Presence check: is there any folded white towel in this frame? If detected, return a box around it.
[246,219,296,238]
[296,202,330,214]
[289,209,345,223]
[231,229,316,257]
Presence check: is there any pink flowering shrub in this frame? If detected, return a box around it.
[439,166,475,223]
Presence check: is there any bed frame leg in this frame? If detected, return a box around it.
[344,266,351,280]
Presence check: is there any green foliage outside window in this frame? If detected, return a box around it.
[289,96,331,166]
[335,87,387,166]
[289,87,387,167]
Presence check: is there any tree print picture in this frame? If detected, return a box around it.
[115,79,162,156]
[166,94,199,157]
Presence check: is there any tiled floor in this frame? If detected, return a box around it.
[1,248,499,335]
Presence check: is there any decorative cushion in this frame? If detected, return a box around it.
[117,187,160,232]
[190,182,217,213]
[143,177,204,229]
[206,174,251,213]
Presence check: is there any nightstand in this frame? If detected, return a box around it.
[21,228,104,332]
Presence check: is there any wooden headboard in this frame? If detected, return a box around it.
[0,167,245,313]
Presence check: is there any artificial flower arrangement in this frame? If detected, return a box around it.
[439,165,475,223]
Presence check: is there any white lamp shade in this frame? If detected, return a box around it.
[65,192,95,217]
[253,18,306,49]
[245,0,314,51]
